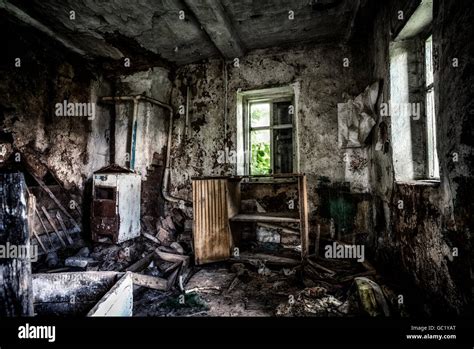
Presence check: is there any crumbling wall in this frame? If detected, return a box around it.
[364,0,472,315]
[114,67,173,218]
[0,16,111,192]
[169,44,374,238]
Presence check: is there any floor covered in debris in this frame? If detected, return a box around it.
[31,230,403,317]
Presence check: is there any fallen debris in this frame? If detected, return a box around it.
[65,257,97,269]
[155,248,189,267]
[131,272,167,291]
[345,277,391,317]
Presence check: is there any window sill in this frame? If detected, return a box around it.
[395,179,440,187]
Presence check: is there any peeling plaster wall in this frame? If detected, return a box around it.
[365,0,472,315]
[114,67,171,178]
[0,17,112,192]
[169,44,374,237]
[113,68,172,218]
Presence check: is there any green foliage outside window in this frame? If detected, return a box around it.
[251,142,271,175]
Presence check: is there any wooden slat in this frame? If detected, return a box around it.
[41,207,66,247]
[56,211,74,245]
[230,213,300,223]
[31,174,81,231]
[298,175,309,259]
[35,206,54,248]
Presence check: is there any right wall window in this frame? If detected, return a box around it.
[425,35,440,179]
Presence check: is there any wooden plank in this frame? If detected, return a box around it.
[56,211,74,245]
[307,258,336,275]
[130,272,167,291]
[155,249,190,267]
[41,206,66,247]
[231,252,300,266]
[35,206,54,249]
[28,194,47,253]
[87,272,133,317]
[31,174,81,231]
[230,213,300,223]
[142,232,160,244]
[32,228,47,253]
[298,175,309,259]
[125,252,154,272]
[27,192,36,237]
[257,222,300,235]
[0,173,34,316]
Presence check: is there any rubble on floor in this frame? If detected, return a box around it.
[30,205,405,317]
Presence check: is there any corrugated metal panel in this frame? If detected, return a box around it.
[193,179,231,265]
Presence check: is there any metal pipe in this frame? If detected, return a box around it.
[101,95,185,203]
[185,85,190,139]
[130,97,139,170]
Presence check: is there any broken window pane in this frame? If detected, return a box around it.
[250,103,270,128]
[250,129,271,175]
[273,128,293,174]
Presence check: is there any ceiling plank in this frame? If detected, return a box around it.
[183,0,245,59]
[0,0,89,57]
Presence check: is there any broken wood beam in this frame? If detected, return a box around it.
[35,206,54,249]
[32,229,47,253]
[31,174,81,231]
[56,211,74,245]
[156,245,177,254]
[183,0,245,59]
[130,273,168,291]
[306,258,336,276]
[142,232,160,244]
[155,248,190,267]
[125,252,154,272]
[41,206,66,248]
[231,252,300,266]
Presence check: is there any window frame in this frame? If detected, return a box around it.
[424,34,439,179]
[244,96,295,175]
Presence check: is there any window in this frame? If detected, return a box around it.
[248,98,294,175]
[236,86,298,176]
[389,0,439,181]
[425,35,439,178]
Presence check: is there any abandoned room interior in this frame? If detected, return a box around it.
[0,0,473,320]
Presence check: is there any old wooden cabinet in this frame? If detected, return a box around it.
[91,166,141,244]
[192,174,309,265]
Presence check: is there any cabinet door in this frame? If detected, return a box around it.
[193,179,231,265]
